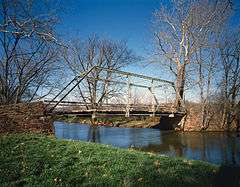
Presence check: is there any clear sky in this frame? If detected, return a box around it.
[58,0,161,55]
[57,0,240,79]
[57,0,174,79]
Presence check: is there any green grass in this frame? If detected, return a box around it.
[0,133,218,186]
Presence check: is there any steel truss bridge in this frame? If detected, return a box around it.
[44,66,185,118]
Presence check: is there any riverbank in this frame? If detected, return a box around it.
[54,114,162,128]
[0,133,224,186]
[53,114,240,132]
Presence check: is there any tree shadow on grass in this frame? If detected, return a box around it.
[214,165,240,187]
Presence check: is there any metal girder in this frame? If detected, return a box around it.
[86,76,151,89]
[46,66,96,112]
[95,66,174,85]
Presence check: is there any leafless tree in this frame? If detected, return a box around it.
[192,0,233,130]
[0,0,61,104]
[62,36,137,109]
[218,33,240,130]
[153,0,234,130]
[194,47,218,130]
[153,0,232,110]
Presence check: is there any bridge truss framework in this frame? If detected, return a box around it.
[44,66,185,117]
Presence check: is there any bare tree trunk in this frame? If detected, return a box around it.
[175,63,186,109]
[221,102,228,129]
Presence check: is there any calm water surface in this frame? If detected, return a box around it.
[54,121,240,166]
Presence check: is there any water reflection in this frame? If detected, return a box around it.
[54,121,240,166]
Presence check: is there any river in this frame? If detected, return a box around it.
[54,121,240,166]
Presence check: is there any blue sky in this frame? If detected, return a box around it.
[58,0,161,55]
[57,0,172,79]
[50,0,240,102]
[56,0,240,80]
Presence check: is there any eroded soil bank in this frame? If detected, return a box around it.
[0,102,53,134]
[183,103,239,132]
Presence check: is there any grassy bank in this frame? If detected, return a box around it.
[0,133,218,186]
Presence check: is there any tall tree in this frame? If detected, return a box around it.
[153,0,232,111]
[219,33,240,130]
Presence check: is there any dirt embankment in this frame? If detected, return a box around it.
[183,103,239,132]
[0,102,53,134]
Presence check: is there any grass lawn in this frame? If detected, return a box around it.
[0,133,219,186]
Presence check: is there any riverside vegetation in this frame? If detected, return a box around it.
[54,115,169,129]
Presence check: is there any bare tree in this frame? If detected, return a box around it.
[192,0,233,130]
[0,0,61,104]
[153,0,232,110]
[62,36,137,109]
[194,47,217,130]
[153,0,234,131]
[219,33,240,130]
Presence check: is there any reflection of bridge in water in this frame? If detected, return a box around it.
[44,66,186,123]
